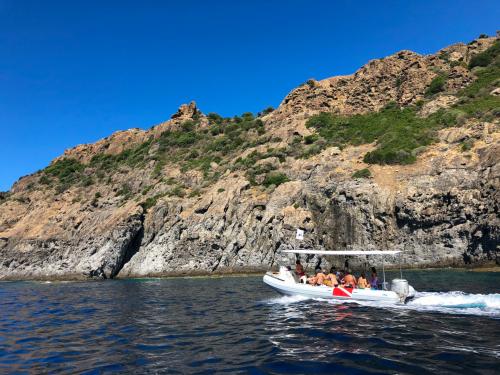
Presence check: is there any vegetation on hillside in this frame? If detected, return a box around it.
[30,39,499,201]
[304,39,500,165]
[305,104,455,164]
[38,112,289,195]
[424,74,447,97]
[469,40,500,69]
[0,192,9,205]
[352,168,371,179]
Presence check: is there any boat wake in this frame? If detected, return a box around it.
[266,291,500,317]
[267,295,311,305]
[404,291,500,316]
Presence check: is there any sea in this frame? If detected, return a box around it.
[0,270,499,374]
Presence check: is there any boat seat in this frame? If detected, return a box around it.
[290,271,301,283]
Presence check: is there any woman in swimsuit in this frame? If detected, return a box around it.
[357,272,369,289]
[341,270,357,288]
[323,266,339,287]
[308,268,326,286]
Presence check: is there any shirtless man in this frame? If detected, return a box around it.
[341,270,357,288]
[357,272,369,289]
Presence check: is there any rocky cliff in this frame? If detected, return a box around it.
[1,34,499,280]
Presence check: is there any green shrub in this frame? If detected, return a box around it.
[306,79,316,87]
[304,134,319,144]
[460,139,474,151]
[44,158,84,184]
[468,40,500,69]
[140,195,160,211]
[55,183,70,194]
[152,160,165,178]
[39,175,52,185]
[450,60,466,68]
[262,172,289,187]
[116,183,132,197]
[352,168,371,179]
[425,75,447,97]
[469,54,493,68]
[241,112,254,121]
[261,106,274,115]
[188,189,201,198]
[91,191,102,206]
[81,175,94,187]
[460,67,500,98]
[188,150,200,159]
[14,196,29,204]
[364,149,415,165]
[169,186,185,197]
[300,144,322,158]
[207,113,224,124]
[165,177,176,185]
[142,186,153,195]
[0,192,9,205]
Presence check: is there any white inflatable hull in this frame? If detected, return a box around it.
[263,272,415,304]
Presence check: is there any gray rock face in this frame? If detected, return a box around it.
[0,214,143,280]
[118,148,499,278]
[0,136,498,280]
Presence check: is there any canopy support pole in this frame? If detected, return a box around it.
[382,258,386,290]
[399,253,403,279]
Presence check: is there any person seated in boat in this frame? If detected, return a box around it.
[341,270,357,288]
[306,268,319,285]
[357,272,369,289]
[323,266,339,287]
[336,269,344,282]
[307,268,326,286]
[370,267,379,289]
[295,260,308,283]
[335,268,342,280]
[295,260,305,278]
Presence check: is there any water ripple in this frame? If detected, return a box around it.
[0,271,499,373]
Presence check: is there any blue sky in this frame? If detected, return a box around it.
[1,0,499,191]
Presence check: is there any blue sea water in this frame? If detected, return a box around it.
[0,270,499,374]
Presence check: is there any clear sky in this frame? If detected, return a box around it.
[1,0,499,191]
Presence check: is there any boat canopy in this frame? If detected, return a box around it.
[282,250,401,256]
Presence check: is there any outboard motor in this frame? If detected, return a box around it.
[391,278,409,302]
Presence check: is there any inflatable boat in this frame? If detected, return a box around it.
[263,250,416,304]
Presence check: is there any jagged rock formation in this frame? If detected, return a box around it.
[0,34,498,280]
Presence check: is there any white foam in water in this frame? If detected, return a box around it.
[268,291,500,317]
[406,291,500,315]
[266,294,311,305]
[352,291,500,317]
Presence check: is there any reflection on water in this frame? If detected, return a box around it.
[0,270,499,373]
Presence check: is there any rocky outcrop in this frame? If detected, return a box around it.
[0,35,498,280]
[0,213,143,280]
[265,38,495,132]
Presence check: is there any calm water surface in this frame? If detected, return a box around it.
[1,270,499,374]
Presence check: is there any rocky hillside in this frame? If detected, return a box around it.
[1,34,499,280]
